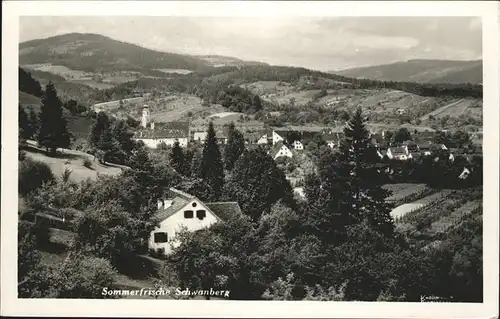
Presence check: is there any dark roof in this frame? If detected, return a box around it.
[417,142,432,150]
[156,196,189,221]
[136,121,190,139]
[323,132,342,142]
[269,141,289,157]
[205,202,242,221]
[390,147,408,155]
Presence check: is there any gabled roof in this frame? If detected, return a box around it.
[156,196,189,221]
[389,147,408,155]
[205,202,242,221]
[136,121,190,139]
[269,141,290,157]
[155,188,241,222]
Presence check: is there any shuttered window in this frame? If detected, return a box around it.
[196,210,206,220]
[154,232,168,243]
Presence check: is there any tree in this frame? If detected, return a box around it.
[190,150,202,178]
[111,120,135,154]
[338,108,395,238]
[88,112,112,150]
[37,82,71,154]
[170,141,185,174]
[224,147,295,221]
[393,128,411,144]
[19,158,55,196]
[19,105,32,141]
[223,123,245,171]
[47,254,118,298]
[199,122,224,199]
[28,107,39,139]
[253,95,262,112]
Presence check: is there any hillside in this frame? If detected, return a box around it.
[196,55,269,68]
[334,59,482,85]
[19,33,212,73]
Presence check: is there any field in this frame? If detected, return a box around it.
[23,63,141,89]
[24,142,123,183]
[395,187,482,246]
[420,98,482,120]
[384,183,428,202]
[19,91,41,106]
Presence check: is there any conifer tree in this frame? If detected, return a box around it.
[223,123,245,171]
[37,82,70,155]
[28,107,39,139]
[19,105,31,141]
[190,150,202,178]
[224,147,295,221]
[338,108,394,237]
[88,112,111,149]
[199,122,224,199]
[170,141,185,174]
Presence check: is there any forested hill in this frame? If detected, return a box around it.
[92,64,483,103]
[334,59,482,85]
[19,33,212,73]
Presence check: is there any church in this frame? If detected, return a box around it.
[134,105,190,148]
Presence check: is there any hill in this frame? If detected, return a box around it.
[19,33,212,73]
[196,55,269,68]
[334,59,482,84]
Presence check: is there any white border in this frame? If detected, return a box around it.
[2,1,499,318]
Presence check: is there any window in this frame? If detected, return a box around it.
[184,210,194,218]
[196,210,206,220]
[192,202,197,207]
[154,232,168,243]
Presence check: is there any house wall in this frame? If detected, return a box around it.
[148,199,219,255]
[272,131,284,145]
[136,137,188,148]
[293,141,304,150]
[274,146,293,159]
[257,134,268,144]
[193,132,207,143]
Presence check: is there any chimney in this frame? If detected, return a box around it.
[157,200,163,210]
[151,122,155,130]
[163,199,173,209]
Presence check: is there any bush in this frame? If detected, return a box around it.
[82,158,93,169]
[19,158,54,196]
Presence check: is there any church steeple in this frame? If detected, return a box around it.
[141,105,150,128]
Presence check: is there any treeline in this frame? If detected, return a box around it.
[19,68,43,97]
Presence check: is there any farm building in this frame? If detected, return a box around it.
[387,146,412,160]
[269,142,294,160]
[257,129,285,145]
[150,188,242,256]
[292,140,304,150]
[191,127,228,145]
[134,106,190,148]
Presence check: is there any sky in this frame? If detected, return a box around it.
[19,16,482,71]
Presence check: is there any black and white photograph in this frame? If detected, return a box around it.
[2,1,499,318]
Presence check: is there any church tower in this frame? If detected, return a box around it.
[141,105,150,128]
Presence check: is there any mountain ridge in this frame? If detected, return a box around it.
[332,59,482,84]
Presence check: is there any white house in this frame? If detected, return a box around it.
[193,131,207,143]
[269,142,294,160]
[272,131,284,145]
[292,140,304,150]
[134,106,190,148]
[387,146,412,160]
[149,188,242,256]
[257,134,269,145]
[256,130,284,145]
